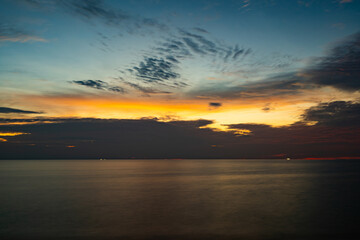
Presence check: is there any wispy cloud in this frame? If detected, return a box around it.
[193,27,209,34]
[189,72,309,99]
[70,80,125,93]
[122,81,172,96]
[304,32,360,91]
[18,0,168,34]
[0,24,47,43]
[59,0,129,25]
[189,31,360,99]
[131,57,180,83]
[58,0,168,33]
[123,28,252,90]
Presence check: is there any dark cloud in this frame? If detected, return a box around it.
[262,103,274,112]
[224,107,360,158]
[0,107,41,114]
[165,55,180,63]
[189,32,360,99]
[209,102,222,108]
[131,57,182,85]
[178,29,252,60]
[125,29,252,88]
[182,37,206,55]
[70,80,125,93]
[193,27,209,33]
[302,101,360,126]
[232,48,244,60]
[0,118,236,159]
[304,32,360,91]
[1,102,359,159]
[180,30,218,54]
[192,73,308,99]
[159,39,191,58]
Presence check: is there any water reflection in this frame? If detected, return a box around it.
[0,160,359,239]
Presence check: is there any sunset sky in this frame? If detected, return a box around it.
[1,0,359,159]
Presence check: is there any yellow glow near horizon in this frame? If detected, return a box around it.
[6,87,357,131]
[0,132,29,136]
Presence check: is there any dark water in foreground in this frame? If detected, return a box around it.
[1,159,360,240]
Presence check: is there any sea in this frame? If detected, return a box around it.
[1,159,359,240]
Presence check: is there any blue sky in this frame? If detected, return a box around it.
[2,0,359,91]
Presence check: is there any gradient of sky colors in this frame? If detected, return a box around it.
[1,0,359,159]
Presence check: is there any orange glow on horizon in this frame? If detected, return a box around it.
[6,87,357,130]
[19,94,308,127]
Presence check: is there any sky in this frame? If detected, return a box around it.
[0,0,359,159]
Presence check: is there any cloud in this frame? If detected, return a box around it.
[209,102,222,108]
[0,24,47,43]
[301,101,360,126]
[223,101,360,158]
[122,81,172,95]
[261,103,274,112]
[190,32,360,99]
[304,32,360,91]
[0,107,41,114]
[59,0,129,25]
[226,121,360,146]
[193,27,209,33]
[18,0,167,33]
[191,72,309,99]
[0,118,235,159]
[124,28,252,89]
[70,80,125,93]
[57,0,167,33]
[182,37,206,54]
[131,57,183,87]
[178,29,251,61]
[1,101,359,159]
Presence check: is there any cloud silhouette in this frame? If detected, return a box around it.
[0,107,41,114]
[302,101,360,126]
[209,102,222,108]
[1,102,359,159]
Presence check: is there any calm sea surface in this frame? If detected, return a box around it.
[1,159,360,240]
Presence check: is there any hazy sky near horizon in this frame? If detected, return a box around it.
[1,0,360,159]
